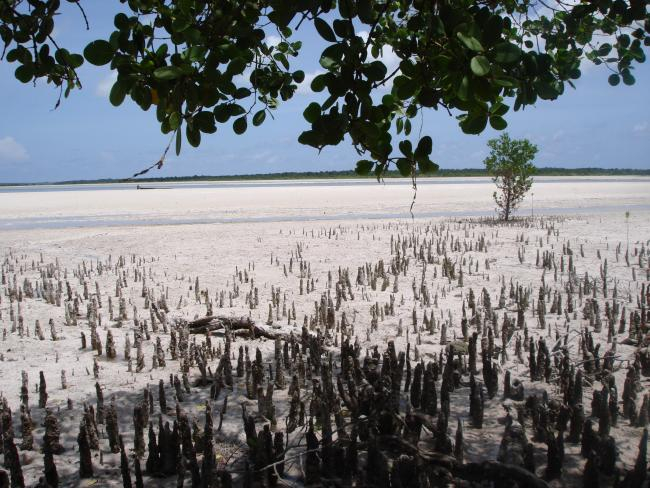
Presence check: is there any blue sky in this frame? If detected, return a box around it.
[0,3,648,183]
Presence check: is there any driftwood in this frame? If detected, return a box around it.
[388,436,549,488]
[187,316,283,340]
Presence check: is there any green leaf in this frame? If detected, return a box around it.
[490,103,509,117]
[252,110,266,126]
[298,130,322,148]
[460,113,488,134]
[303,102,321,124]
[355,159,374,176]
[186,124,201,147]
[493,43,522,64]
[404,119,412,136]
[200,83,220,106]
[233,116,247,135]
[273,52,289,70]
[228,104,246,116]
[418,158,439,174]
[494,76,517,88]
[489,116,507,130]
[175,128,182,156]
[483,15,503,45]
[357,0,376,23]
[169,112,181,130]
[314,18,336,42]
[338,0,354,19]
[432,16,445,36]
[68,53,84,68]
[311,74,328,92]
[415,136,433,159]
[6,49,20,63]
[83,40,114,66]
[394,76,418,100]
[457,32,484,52]
[457,76,470,101]
[131,84,151,110]
[395,158,413,177]
[234,87,251,99]
[267,7,295,28]
[470,56,490,76]
[374,162,386,179]
[382,94,396,108]
[622,71,635,85]
[54,48,68,65]
[109,80,127,106]
[154,66,183,81]
[617,34,631,49]
[187,46,207,63]
[213,104,230,123]
[399,140,413,158]
[598,43,612,56]
[320,56,338,70]
[14,64,33,83]
[418,87,438,107]
[534,80,559,100]
[608,73,620,86]
[172,15,192,32]
[195,111,216,133]
[292,70,305,83]
[363,61,387,82]
[114,13,129,30]
[227,58,247,75]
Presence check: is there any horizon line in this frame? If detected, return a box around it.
[1,166,649,187]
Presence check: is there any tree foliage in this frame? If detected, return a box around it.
[1,1,648,176]
[483,133,537,220]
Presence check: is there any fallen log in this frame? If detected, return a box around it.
[231,328,282,341]
[187,315,253,330]
[382,435,549,488]
[458,460,548,488]
[186,315,283,340]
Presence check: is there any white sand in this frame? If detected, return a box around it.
[0,177,649,487]
[0,176,648,224]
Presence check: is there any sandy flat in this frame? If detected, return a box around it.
[0,177,648,225]
[0,177,649,487]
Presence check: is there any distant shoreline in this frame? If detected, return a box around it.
[0,167,648,187]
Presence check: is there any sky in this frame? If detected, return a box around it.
[0,3,649,183]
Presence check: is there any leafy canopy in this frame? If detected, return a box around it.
[1,1,648,177]
[483,132,537,220]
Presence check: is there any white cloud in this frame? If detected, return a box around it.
[633,121,648,133]
[552,130,565,141]
[96,71,117,98]
[0,136,29,163]
[266,35,281,47]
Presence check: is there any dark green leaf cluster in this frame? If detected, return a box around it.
[95,1,303,154]
[2,1,648,173]
[1,0,84,106]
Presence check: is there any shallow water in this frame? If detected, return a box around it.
[0,176,648,230]
[0,203,648,230]
[0,175,647,193]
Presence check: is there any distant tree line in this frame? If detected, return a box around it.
[1,167,645,186]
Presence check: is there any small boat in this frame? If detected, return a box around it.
[136,185,170,190]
